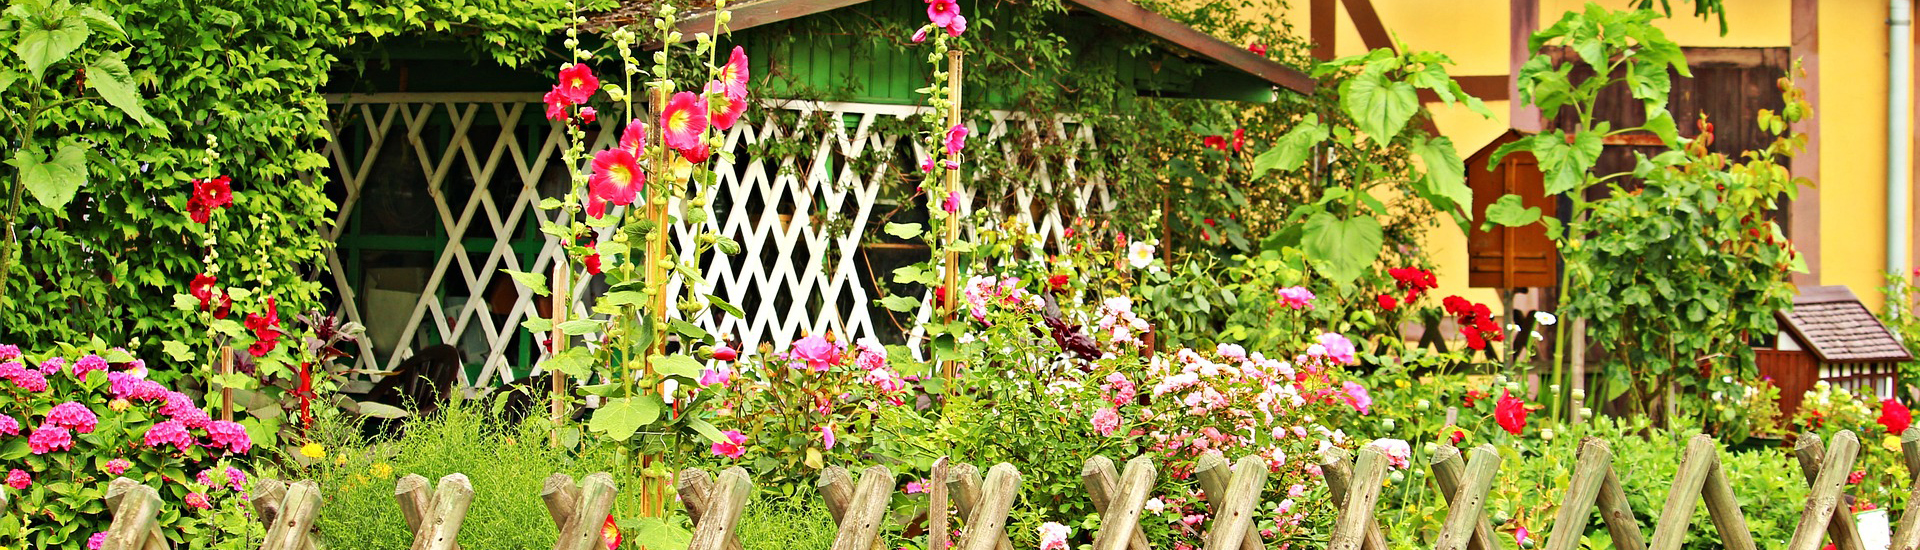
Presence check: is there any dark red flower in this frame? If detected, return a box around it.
[244,297,283,357]
[1495,390,1528,435]
[1231,129,1246,151]
[1848,470,1866,485]
[1880,399,1912,435]
[1048,273,1069,292]
[584,242,603,275]
[1202,135,1228,150]
[1376,294,1397,311]
[1446,428,1464,445]
[1248,43,1268,55]
[187,176,234,224]
[190,273,217,309]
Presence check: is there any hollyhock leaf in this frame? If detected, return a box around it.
[1643,109,1680,150]
[1342,69,1418,147]
[590,396,660,441]
[545,347,593,378]
[687,419,728,444]
[668,319,709,340]
[880,295,920,312]
[708,296,746,318]
[1411,135,1470,219]
[1485,194,1541,228]
[8,143,88,210]
[1303,212,1383,286]
[1252,116,1327,179]
[557,320,604,336]
[521,316,552,333]
[161,341,193,362]
[16,12,88,80]
[650,354,704,379]
[883,222,924,240]
[502,269,550,296]
[85,52,159,128]
[629,517,692,550]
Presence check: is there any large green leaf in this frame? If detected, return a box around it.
[7,143,88,209]
[1302,212,1383,286]
[544,346,593,378]
[85,52,157,127]
[1484,194,1542,228]
[1251,115,1327,178]
[15,11,89,80]
[649,353,703,379]
[1411,135,1470,227]
[1342,70,1419,146]
[589,396,661,441]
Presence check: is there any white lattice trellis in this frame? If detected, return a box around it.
[320,93,1110,391]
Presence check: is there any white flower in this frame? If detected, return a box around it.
[1534,311,1558,326]
[1144,498,1166,514]
[1127,241,1156,269]
[660,379,680,404]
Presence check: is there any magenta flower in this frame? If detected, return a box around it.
[711,344,738,362]
[0,414,17,436]
[206,420,252,454]
[38,357,65,375]
[1342,381,1372,415]
[0,361,21,380]
[589,148,644,208]
[556,63,599,104]
[543,88,573,122]
[159,391,197,416]
[718,46,751,96]
[926,0,959,27]
[198,467,247,491]
[943,124,968,155]
[1277,286,1315,309]
[855,341,887,371]
[28,424,73,454]
[789,335,841,372]
[88,532,107,550]
[617,119,647,156]
[942,191,960,214]
[0,344,17,360]
[144,420,194,450]
[5,469,29,490]
[711,430,747,459]
[1318,332,1358,365]
[697,366,732,388]
[128,380,169,402]
[105,458,132,475]
[1090,407,1121,436]
[905,480,927,494]
[10,368,47,392]
[660,91,710,154]
[73,354,107,379]
[911,25,930,43]
[946,14,967,37]
[819,424,837,450]
[706,81,748,131]
[185,492,211,510]
[919,157,935,172]
[47,402,98,433]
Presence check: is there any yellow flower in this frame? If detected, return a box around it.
[300,443,325,459]
[371,463,393,479]
[334,454,348,466]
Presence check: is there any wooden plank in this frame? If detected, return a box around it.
[264,481,324,550]
[107,478,173,550]
[1648,435,1718,550]
[1340,0,1395,52]
[1194,453,1260,550]
[1062,0,1315,93]
[1435,446,1501,550]
[1701,453,1757,550]
[1311,0,1336,61]
[1320,448,1387,550]
[819,466,857,522]
[831,466,896,550]
[542,473,581,531]
[1902,427,1920,482]
[1203,455,1270,550]
[689,468,753,550]
[947,464,1015,550]
[1596,469,1649,550]
[1330,445,1390,550]
[1787,431,1861,550]
[958,464,1023,550]
[1081,456,1152,550]
[102,481,164,550]
[1545,439,1614,550]
[410,474,475,550]
[1091,457,1156,550]
[930,458,952,550]
[1889,478,1920,550]
[1794,433,1865,550]
[553,473,618,550]
[678,469,747,550]
[1430,447,1496,550]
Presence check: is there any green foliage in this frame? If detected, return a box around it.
[1879,270,1920,388]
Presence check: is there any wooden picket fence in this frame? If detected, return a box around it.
[89,427,1920,550]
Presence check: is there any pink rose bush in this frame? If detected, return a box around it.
[1,343,255,546]
[697,331,920,482]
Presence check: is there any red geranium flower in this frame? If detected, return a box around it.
[1495,390,1528,435]
[1202,135,1228,150]
[1880,398,1912,435]
[1231,129,1246,151]
[1048,273,1069,292]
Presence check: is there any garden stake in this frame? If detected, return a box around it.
[1081,455,1152,550]
[940,48,965,381]
[1787,431,1860,550]
[549,259,568,449]
[1192,453,1260,550]
[219,345,234,422]
[1429,446,1496,550]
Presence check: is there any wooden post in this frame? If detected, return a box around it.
[1193,453,1262,550]
[1901,426,1920,482]
[1430,447,1497,550]
[939,49,965,380]
[1890,478,1920,550]
[689,468,752,550]
[1329,445,1389,550]
[945,464,1014,550]
[1202,455,1270,550]
[553,473,618,550]
[1700,450,1757,550]
[549,260,568,449]
[1544,439,1614,550]
[1796,435,1867,550]
[929,458,952,550]
[1595,469,1649,550]
[219,345,234,422]
[1433,446,1500,550]
[541,473,583,532]
[262,481,323,550]
[102,478,166,550]
[1089,457,1154,550]
[1319,448,1387,550]
[407,474,475,550]
[830,466,896,550]
[957,464,1021,550]
[1080,456,1152,550]
[1786,431,1860,550]
[1647,435,1718,550]
[676,469,747,550]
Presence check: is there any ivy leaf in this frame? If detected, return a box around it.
[15,11,89,80]
[544,347,593,378]
[883,222,923,240]
[1342,70,1419,147]
[1251,115,1327,178]
[880,295,920,312]
[589,396,661,442]
[1411,135,1470,226]
[1302,212,1383,286]
[85,52,157,127]
[7,143,88,210]
[1484,194,1542,228]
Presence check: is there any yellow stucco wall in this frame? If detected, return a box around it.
[1260,0,1904,310]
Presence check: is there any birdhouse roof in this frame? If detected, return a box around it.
[1777,285,1913,363]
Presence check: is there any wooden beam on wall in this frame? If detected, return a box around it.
[1415,75,1509,104]
[1340,0,1396,52]
[1312,0,1337,61]
[1790,0,1820,286]
[1511,0,1542,132]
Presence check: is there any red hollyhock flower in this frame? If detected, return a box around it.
[618,120,647,157]
[584,242,602,275]
[543,88,575,122]
[1202,135,1228,150]
[191,273,217,309]
[679,139,713,164]
[588,149,644,207]
[1880,398,1912,435]
[187,176,234,224]
[601,514,621,550]
[660,91,710,154]
[556,63,599,104]
[1231,129,1246,151]
[1376,294,1397,311]
[245,297,283,357]
[1495,390,1528,435]
[706,80,748,131]
[1446,428,1464,445]
[584,193,609,219]
[1248,43,1268,55]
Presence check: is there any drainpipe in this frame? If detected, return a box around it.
[1891,0,1912,276]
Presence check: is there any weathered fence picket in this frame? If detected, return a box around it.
[1082,456,1152,550]
[676,468,748,550]
[548,472,618,550]
[101,477,165,550]
[948,463,1016,550]
[261,480,323,550]
[929,458,952,550]
[396,473,474,550]
[1194,453,1266,550]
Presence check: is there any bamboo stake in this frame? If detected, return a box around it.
[219,346,234,422]
[939,49,965,380]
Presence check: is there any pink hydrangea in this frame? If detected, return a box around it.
[28,424,73,454]
[88,532,107,550]
[197,467,247,492]
[106,458,132,475]
[1277,286,1315,309]
[1091,407,1121,436]
[128,380,170,402]
[107,371,141,399]
[1037,522,1070,550]
[38,357,65,375]
[0,344,18,360]
[788,335,841,372]
[0,361,22,380]
[72,354,108,379]
[905,480,928,494]
[205,420,252,454]
[5,469,29,490]
[158,391,197,417]
[47,401,98,433]
[144,420,194,450]
[0,414,16,436]
[9,369,47,392]
[171,404,211,429]
[711,430,747,459]
[185,492,211,509]
[1342,381,1372,415]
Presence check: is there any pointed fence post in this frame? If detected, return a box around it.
[1081,456,1152,550]
[1787,431,1861,550]
[688,468,752,550]
[262,481,323,550]
[1193,453,1262,550]
[1321,447,1387,550]
[1430,446,1498,550]
[552,473,618,550]
[957,464,1022,550]
[677,469,747,550]
[1433,445,1500,550]
[102,478,166,550]
[1648,435,1719,550]
[831,466,896,550]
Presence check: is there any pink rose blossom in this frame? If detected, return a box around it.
[698,365,733,387]
[5,469,29,490]
[1091,407,1121,436]
[28,425,72,454]
[1216,343,1247,363]
[1037,522,1070,550]
[1375,439,1411,469]
[711,430,748,459]
[1317,332,1358,365]
[1277,286,1315,309]
[856,341,887,371]
[789,335,841,372]
[1342,381,1372,415]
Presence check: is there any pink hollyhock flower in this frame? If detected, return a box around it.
[911,25,930,43]
[0,344,16,360]
[707,81,748,131]
[1037,522,1070,550]
[718,46,750,96]
[946,14,967,37]
[943,124,968,155]
[589,148,644,207]
[1091,407,1121,436]
[0,414,16,436]
[1375,439,1411,469]
[543,88,573,122]
[144,420,194,450]
[48,402,98,433]
[711,344,738,362]
[88,532,107,550]
[919,157,935,172]
[28,424,73,454]
[819,424,837,450]
[556,63,599,104]
[1277,286,1315,309]
[943,159,959,169]
[1216,343,1247,363]
[1341,381,1372,415]
[73,354,107,379]
[660,91,710,153]
[5,469,29,490]
[185,492,211,510]
[106,458,132,475]
[926,0,959,27]
[711,430,747,458]
[618,120,647,157]
[1318,332,1357,365]
[206,420,252,454]
[789,335,841,372]
[578,107,597,123]
[698,365,732,387]
[584,193,609,219]
[680,140,713,163]
[942,191,959,214]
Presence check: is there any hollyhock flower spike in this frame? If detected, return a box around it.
[661,91,711,153]
[589,148,644,207]
[1880,399,1912,435]
[926,0,959,27]
[707,81,748,131]
[556,63,599,104]
[944,124,968,155]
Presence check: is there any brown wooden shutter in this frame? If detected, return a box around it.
[1467,130,1559,289]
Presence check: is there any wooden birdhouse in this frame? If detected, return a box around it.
[1758,285,1913,417]
[1465,130,1559,289]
